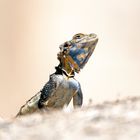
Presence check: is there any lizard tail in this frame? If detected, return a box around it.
[16,92,41,117]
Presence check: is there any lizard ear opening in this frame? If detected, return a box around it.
[64,41,71,48]
[59,41,72,55]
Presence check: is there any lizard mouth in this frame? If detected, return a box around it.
[92,38,98,47]
[79,37,98,69]
[58,33,98,72]
[88,33,98,44]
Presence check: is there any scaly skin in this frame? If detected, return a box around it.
[17,33,98,116]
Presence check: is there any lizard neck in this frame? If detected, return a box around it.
[55,63,75,78]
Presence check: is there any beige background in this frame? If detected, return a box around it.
[0,0,140,117]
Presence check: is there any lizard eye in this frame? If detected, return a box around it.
[73,33,84,40]
[75,35,81,39]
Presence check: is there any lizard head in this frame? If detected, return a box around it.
[58,33,98,74]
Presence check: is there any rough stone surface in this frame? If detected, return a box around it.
[1,96,140,140]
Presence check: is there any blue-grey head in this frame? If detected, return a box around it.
[58,33,98,74]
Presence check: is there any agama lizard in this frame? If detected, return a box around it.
[17,33,98,116]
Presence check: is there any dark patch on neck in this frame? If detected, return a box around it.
[55,63,75,78]
[55,64,63,75]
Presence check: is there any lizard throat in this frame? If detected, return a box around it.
[61,68,75,78]
[55,64,75,78]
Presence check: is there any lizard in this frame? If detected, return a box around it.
[16,33,98,116]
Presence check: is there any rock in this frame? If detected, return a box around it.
[0,96,140,140]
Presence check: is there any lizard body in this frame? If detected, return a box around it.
[17,33,98,116]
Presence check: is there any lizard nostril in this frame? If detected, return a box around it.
[89,33,97,38]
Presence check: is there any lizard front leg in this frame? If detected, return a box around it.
[73,83,83,108]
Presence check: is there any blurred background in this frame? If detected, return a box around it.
[0,0,140,117]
